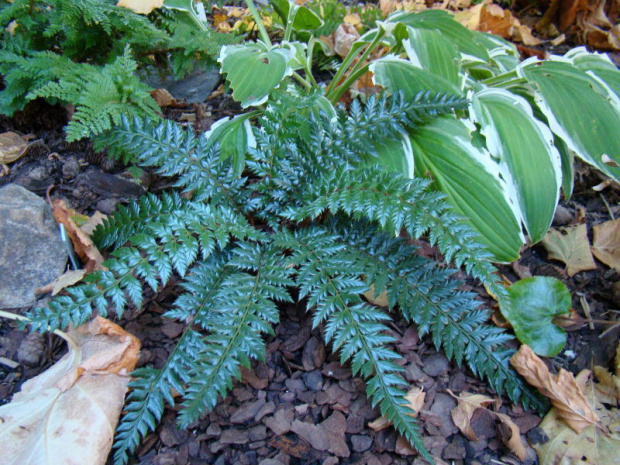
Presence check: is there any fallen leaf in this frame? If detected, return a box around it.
[542,224,597,276]
[52,199,106,272]
[333,23,360,58]
[592,218,620,272]
[369,387,425,431]
[534,367,620,465]
[80,211,107,236]
[0,317,140,465]
[150,88,176,107]
[116,0,164,15]
[448,390,526,459]
[510,344,600,433]
[0,131,29,164]
[363,283,389,307]
[36,269,87,296]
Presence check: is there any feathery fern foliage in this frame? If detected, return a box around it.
[25,91,545,464]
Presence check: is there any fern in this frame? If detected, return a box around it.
[25,91,545,465]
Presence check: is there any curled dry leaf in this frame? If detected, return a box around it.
[510,344,600,434]
[334,23,360,58]
[448,390,526,460]
[151,88,177,108]
[368,387,425,431]
[0,131,29,164]
[592,218,620,273]
[52,199,106,272]
[0,317,140,465]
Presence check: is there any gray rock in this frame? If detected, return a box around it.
[230,398,266,424]
[0,184,67,308]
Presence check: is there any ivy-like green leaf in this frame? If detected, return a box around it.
[503,276,572,357]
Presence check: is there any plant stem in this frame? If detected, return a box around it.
[481,70,526,88]
[245,0,272,47]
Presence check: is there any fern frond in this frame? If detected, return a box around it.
[178,243,294,428]
[286,166,500,290]
[113,329,205,465]
[332,219,547,412]
[273,227,431,460]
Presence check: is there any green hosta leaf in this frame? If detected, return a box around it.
[204,113,257,176]
[219,42,295,108]
[369,131,414,178]
[390,9,490,61]
[565,47,620,99]
[409,116,523,262]
[471,88,561,243]
[518,60,620,181]
[403,27,462,88]
[503,277,571,357]
[371,56,463,98]
[270,0,323,31]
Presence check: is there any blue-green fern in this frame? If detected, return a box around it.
[25,91,546,465]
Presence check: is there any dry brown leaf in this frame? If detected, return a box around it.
[448,390,526,459]
[380,0,396,16]
[80,211,107,236]
[0,131,29,164]
[369,387,425,431]
[541,224,597,277]
[592,218,620,273]
[510,344,600,434]
[116,0,164,15]
[36,269,87,296]
[0,317,140,465]
[150,88,177,108]
[534,366,620,465]
[363,283,389,307]
[52,199,106,272]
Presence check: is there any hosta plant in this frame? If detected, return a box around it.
[213,4,620,262]
[25,92,546,464]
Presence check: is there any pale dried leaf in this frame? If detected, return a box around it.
[0,317,140,465]
[449,391,496,441]
[510,345,600,433]
[592,218,620,273]
[0,131,29,164]
[334,23,360,58]
[52,199,106,272]
[380,0,396,17]
[80,211,107,236]
[116,0,164,15]
[36,269,87,296]
[363,283,389,307]
[542,224,597,276]
[495,411,527,460]
[369,387,425,431]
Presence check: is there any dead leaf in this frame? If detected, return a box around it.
[369,387,425,431]
[448,390,526,459]
[510,344,600,434]
[116,0,164,15]
[52,199,106,272]
[534,366,620,465]
[0,317,140,465]
[592,218,620,272]
[80,211,107,236]
[0,131,29,164]
[363,283,389,307]
[150,88,176,108]
[542,224,597,276]
[333,23,360,58]
[36,269,87,296]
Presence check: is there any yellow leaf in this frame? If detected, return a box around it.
[0,131,29,164]
[344,13,361,28]
[0,317,140,465]
[116,0,164,15]
[542,224,597,277]
[510,345,600,434]
[592,218,620,273]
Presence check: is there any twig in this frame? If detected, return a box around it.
[579,294,595,330]
[599,193,615,220]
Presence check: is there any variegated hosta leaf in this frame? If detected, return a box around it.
[370,56,463,98]
[368,131,414,178]
[471,88,562,243]
[204,113,256,176]
[219,42,295,108]
[410,116,523,262]
[518,59,620,182]
[403,26,462,88]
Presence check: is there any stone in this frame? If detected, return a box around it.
[161,320,184,339]
[421,353,449,377]
[302,336,325,370]
[428,393,459,437]
[0,184,67,308]
[351,434,373,453]
[249,425,268,441]
[302,370,323,391]
[255,400,276,422]
[290,412,350,458]
[264,408,294,435]
[159,423,189,447]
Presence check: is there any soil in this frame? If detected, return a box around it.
[1,48,620,465]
